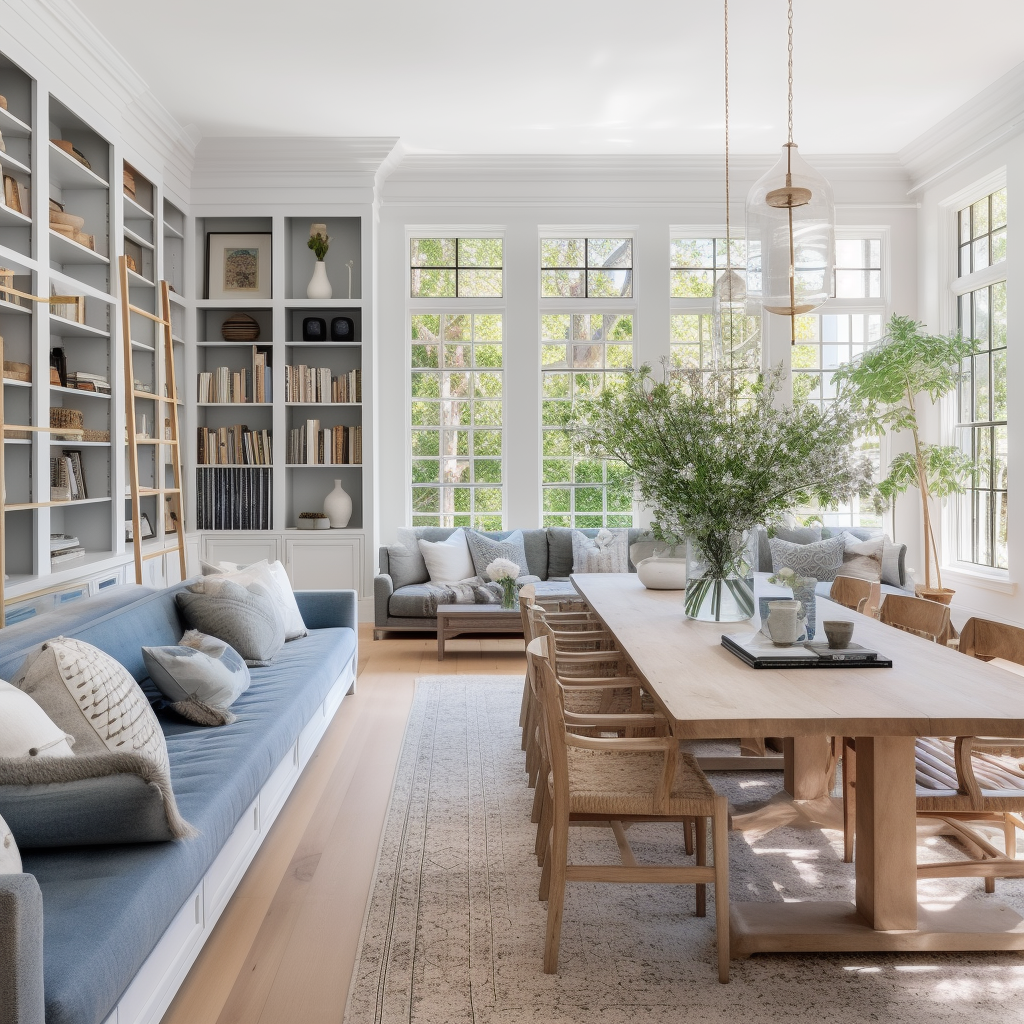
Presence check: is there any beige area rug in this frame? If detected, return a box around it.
[344,676,1024,1023]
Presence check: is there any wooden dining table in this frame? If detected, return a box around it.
[571,571,1024,957]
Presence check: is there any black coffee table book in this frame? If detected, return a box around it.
[722,632,892,669]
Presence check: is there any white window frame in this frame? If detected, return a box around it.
[538,226,638,528]
[939,173,1010,582]
[406,226,507,530]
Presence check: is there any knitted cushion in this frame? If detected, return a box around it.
[769,535,846,582]
[465,529,529,580]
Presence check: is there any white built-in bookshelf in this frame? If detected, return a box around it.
[0,46,192,616]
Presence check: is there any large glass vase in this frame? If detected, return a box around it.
[684,531,756,622]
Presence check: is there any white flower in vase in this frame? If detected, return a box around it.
[486,557,522,609]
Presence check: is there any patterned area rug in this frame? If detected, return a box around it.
[344,676,1024,1024]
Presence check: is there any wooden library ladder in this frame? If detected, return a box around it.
[118,255,186,586]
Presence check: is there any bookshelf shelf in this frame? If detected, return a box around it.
[48,142,108,189]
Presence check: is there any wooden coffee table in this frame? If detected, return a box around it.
[436,604,523,660]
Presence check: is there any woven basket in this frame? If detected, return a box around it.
[221,312,260,342]
[81,429,110,442]
[50,407,84,430]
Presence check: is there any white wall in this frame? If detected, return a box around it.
[375,155,919,561]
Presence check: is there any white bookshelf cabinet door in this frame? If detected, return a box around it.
[202,535,281,568]
[285,535,363,591]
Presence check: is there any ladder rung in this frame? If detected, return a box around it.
[137,487,181,496]
[134,438,178,445]
[133,391,176,403]
[142,545,184,560]
[127,305,171,327]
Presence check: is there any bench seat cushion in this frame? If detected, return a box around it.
[21,624,356,1024]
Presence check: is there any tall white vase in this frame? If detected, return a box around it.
[307,260,332,299]
[323,479,352,528]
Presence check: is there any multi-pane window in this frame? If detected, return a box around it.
[540,237,632,298]
[835,239,882,298]
[956,281,1007,568]
[410,313,504,530]
[670,237,748,297]
[410,237,503,298]
[958,188,1007,276]
[669,313,761,379]
[541,313,634,528]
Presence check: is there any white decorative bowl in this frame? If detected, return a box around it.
[297,517,330,530]
[635,555,687,590]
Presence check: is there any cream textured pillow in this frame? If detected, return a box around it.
[841,536,884,581]
[418,529,477,584]
[0,678,75,759]
[572,529,629,573]
[0,810,20,873]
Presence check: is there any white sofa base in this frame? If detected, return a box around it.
[98,651,358,1024]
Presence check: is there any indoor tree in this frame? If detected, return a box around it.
[832,314,978,595]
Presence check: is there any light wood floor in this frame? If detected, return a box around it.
[161,624,527,1024]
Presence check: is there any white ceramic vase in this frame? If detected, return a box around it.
[323,478,352,528]
[307,260,332,300]
[635,555,687,590]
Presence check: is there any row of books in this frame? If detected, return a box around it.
[198,367,248,404]
[196,425,273,466]
[196,467,273,530]
[287,422,362,466]
[66,371,110,394]
[284,365,361,404]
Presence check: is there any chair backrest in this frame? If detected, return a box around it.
[959,617,1024,665]
[878,594,951,643]
[528,636,570,807]
[830,575,874,611]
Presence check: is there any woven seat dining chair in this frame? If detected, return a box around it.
[528,636,730,981]
[842,612,1024,888]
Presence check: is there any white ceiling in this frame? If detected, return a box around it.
[75,0,1024,155]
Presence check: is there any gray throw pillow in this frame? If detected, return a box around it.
[465,529,530,579]
[768,534,846,582]
[175,577,285,667]
[0,756,192,847]
[387,527,431,590]
[143,632,250,726]
[772,524,823,545]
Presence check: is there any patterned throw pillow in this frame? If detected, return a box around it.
[768,535,846,582]
[143,632,251,726]
[465,530,529,580]
[571,529,629,573]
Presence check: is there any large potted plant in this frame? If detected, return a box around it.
[832,314,977,604]
[574,365,870,621]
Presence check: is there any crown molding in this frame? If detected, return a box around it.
[191,137,401,195]
[899,60,1024,192]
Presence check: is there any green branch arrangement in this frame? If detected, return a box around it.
[832,314,978,592]
[308,229,330,262]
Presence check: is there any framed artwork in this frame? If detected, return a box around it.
[126,512,155,542]
[206,233,272,299]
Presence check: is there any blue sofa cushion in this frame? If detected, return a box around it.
[22,623,356,1024]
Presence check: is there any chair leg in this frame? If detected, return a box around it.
[539,828,552,900]
[544,814,569,974]
[1005,813,1017,858]
[985,876,996,893]
[842,737,856,863]
[519,674,531,730]
[695,816,707,918]
[713,798,730,983]
[531,762,546,823]
[536,785,552,866]
[684,816,695,857]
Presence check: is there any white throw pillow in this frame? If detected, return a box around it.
[572,529,629,573]
[0,810,21,874]
[207,559,307,640]
[0,679,75,759]
[841,536,884,581]
[418,529,477,584]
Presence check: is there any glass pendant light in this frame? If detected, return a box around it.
[745,0,834,335]
[711,0,760,373]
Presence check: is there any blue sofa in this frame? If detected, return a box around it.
[0,580,358,1024]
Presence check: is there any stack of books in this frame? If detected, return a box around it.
[196,467,272,530]
[66,370,110,394]
[50,533,85,566]
[287,421,361,465]
[253,350,270,403]
[196,425,272,466]
[284,365,361,404]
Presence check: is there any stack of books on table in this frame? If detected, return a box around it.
[66,371,110,394]
[721,631,892,669]
[50,533,85,566]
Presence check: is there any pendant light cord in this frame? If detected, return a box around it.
[787,0,794,146]
[724,0,732,275]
